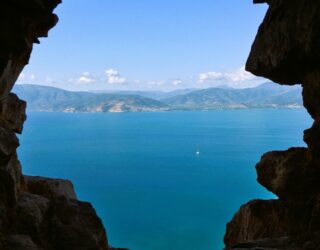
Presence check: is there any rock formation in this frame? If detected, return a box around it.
[5,0,320,249]
[224,0,320,249]
[0,1,124,249]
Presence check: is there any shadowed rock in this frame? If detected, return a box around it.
[0,94,26,134]
[49,198,108,250]
[225,0,320,249]
[6,235,41,250]
[256,148,317,201]
[246,0,320,85]
[25,176,77,200]
[224,200,290,247]
[0,0,124,249]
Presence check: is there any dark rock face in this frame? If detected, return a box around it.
[25,176,78,200]
[246,0,320,86]
[256,148,314,201]
[0,1,116,249]
[225,200,290,246]
[48,198,108,250]
[225,1,320,249]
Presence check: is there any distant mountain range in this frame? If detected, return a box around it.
[91,88,196,100]
[13,83,303,113]
[13,84,168,112]
[164,83,302,110]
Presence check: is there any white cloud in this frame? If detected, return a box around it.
[77,76,95,84]
[148,81,164,86]
[198,72,224,83]
[18,73,25,81]
[76,72,96,84]
[172,79,183,86]
[17,73,57,86]
[105,69,126,84]
[17,73,37,84]
[227,66,256,82]
[69,69,127,86]
[45,77,53,84]
[141,81,165,90]
[16,74,25,84]
[198,66,261,88]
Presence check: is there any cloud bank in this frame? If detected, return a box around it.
[198,66,261,88]
[17,66,265,91]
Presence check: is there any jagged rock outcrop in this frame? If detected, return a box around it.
[0,1,121,249]
[225,1,320,249]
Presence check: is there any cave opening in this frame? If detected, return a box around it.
[1,0,318,250]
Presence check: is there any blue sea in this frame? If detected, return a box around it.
[18,110,311,250]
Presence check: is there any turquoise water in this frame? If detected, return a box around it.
[18,110,311,250]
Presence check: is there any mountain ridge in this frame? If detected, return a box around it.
[13,83,303,112]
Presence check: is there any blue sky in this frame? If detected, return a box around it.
[18,0,268,91]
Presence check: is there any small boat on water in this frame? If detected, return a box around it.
[196,150,200,155]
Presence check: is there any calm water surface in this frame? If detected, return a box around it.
[18,110,311,250]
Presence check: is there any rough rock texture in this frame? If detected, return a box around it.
[247,0,320,86]
[225,1,320,249]
[0,1,120,249]
[24,176,77,200]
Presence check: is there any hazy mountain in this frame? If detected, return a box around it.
[163,82,302,110]
[91,88,196,100]
[13,82,303,112]
[13,84,169,112]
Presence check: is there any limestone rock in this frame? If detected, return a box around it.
[0,0,120,249]
[25,176,77,200]
[246,0,320,85]
[0,0,60,98]
[227,233,320,250]
[0,93,26,134]
[49,198,109,250]
[255,148,318,201]
[14,193,50,236]
[224,200,290,248]
[303,120,320,156]
[0,128,19,157]
[0,154,23,206]
[6,235,42,250]
[227,237,299,250]
[302,71,320,120]
[225,0,320,248]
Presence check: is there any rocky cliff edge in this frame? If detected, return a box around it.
[0,1,124,249]
[224,1,320,249]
